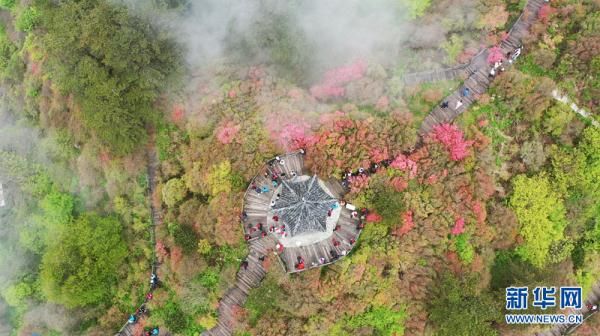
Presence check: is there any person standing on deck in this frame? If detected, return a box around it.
[455,99,463,109]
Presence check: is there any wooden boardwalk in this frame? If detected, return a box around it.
[115,142,166,336]
[203,237,275,336]
[536,282,600,336]
[418,0,547,135]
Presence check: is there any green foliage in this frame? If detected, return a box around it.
[0,0,15,9]
[429,273,501,336]
[15,6,41,32]
[205,160,233,196]
[454,234,475,265]
[543,103,573,137]
[155,299,190,333]
[345,305,406,336]
[441,34,464,64]
[197,267,220,292]
[399,0,431,19]
[197,238,212,255]
[2,281,34,308]
[39,0,181,154]
[245,277,283,326]
[40,213,127,307]
[509,174,567,268]
[0,23,17,78]
[171,223,198,254]
[162,178,188,207]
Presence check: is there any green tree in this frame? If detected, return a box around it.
[162,178,188,207]
[39,0,180,154]
[15,6,41,32]
[429,273,501,336]
[346,305,406,336]
[40,213,127,307]
[509,174,567,268]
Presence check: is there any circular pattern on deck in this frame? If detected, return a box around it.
[241,151,363,273]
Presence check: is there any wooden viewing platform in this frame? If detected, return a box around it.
[241,151,361,273]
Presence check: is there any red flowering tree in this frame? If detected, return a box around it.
[431,123,474,161]
[390,154,418,178]
[538,4,555,24]
[397,210,415,236]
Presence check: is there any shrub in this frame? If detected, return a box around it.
[162,178,188,207]
[15,7,41,32]
[172,223,198,255]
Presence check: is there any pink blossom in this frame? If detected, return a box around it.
[310,60,367,100]
[431,123,474,161]
[319,110,346,126]
[216,122,241,144]
[228,90,237,98]
[171,104,184,122]
[451,217,465,235]
[487,46,505,64]
[277,122,314,150]
[390,154,418,178]
[375,96,390,111]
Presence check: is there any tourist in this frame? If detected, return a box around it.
[356,222,365,231]
[297,255,304,263]
[358,167,365,175]
[291,170,297,177]
[330,250,339,260]
[128,314,137,324]
[257,223,263,231]
[259,255,266,262]
[273,215,279,222]
[242,260,249,270]
[241,211,247,220]
[261,185,270,193]
[333,239,340,247]
[261,231,267,237]
[281,225,286,231]
[152,328,159,336]
[270,200,276,207]
[334,224,340,231]
[146,292,153,301]
[299,148,306,155]
[244,234,251,241]
[399,270,405,280]
[328,209,332,217]
[462,87,470,97]
[272,180,278,188]
[319,257,326,264]
[150,273,158,287]
[295,261,305,270]
[350,238,356,245]
[275,156,281,162]
[351,211,358,219]
[340,200,347,207]
[455,99,463,109]
[489,68,496,78]
[440,101,449,109]
[341,250,347,256]
[332,202,339,209]
[269,225,275,232]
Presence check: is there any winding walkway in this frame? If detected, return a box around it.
[418,0,546,135]
[115,140,165,336]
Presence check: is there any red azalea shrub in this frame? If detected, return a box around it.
[538,4,556,24]
[276,122,315,150]
[398,210,415,235]
[216,121,241,144]
[431,123,474,161]
[390,176,409,192]
[310,60,367,100]
[366,212,383,223]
